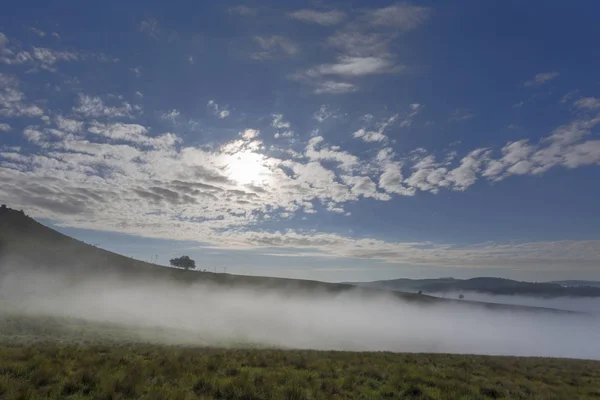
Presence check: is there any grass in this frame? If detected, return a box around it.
[1,315,600,399]
[1,343,599,400]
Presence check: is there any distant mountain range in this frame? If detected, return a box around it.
[347,277,600,297]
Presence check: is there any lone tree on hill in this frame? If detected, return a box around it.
[169,255,196,270]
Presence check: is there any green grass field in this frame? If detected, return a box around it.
[1,343,600,400]
[1,315,600,400]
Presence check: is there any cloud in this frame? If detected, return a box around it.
[271,114,293,139]
[0,123,11,132]
[138,19,159,38]
[313,81,357,94]
[306,56,401,77]
[271,114,290,129]
[2,105,600,269]
[27,26,46,37]
[130,67,142,77]
[207,100,230,119]
[574,97,600,110]
[327,31,393,59]
[353,113,399,143]
[73,94,140,119]
[342,175,390,200]
[274,131,294,139]
[287,9,347,26]
[304,136,359,171]
[241,128,260,140]
[449,109,475,122]
[524,71,559,87]
[0,74,45,118]
[314,105,333,122]
[228,5,257,16]
[365,3,432,30]
[252,36,298,60]
[296,29,405,93]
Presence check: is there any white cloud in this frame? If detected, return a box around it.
[353,113,399,143]
[313,81,357,94]
[0,74,45,118]
[524,71,559,87]
[252,36,298,60]
[287,9,346,26]
[55,116,83,133]
[138,19,159,38]
[73,94,139,119]
[307,56,400,78]
[27,27,46,37]
[304,136,359,171]
[229,5,257,16]
[449,109,474,122]
[365,3,432,30]
[0,123,12,132]
[207,100,230,119]
[274,131,294,139]
[445,148,490,191]
[2,95,600,270]
[327,31,392,59]
[342,175,390,200]
[130,67,142,77]
[271,114,290,129]
[241,128,260,140]
[574,97,600,110]
[314,105,333,122]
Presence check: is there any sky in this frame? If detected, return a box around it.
[1,0,600,282]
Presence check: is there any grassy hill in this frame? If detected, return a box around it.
[0,314,599,400]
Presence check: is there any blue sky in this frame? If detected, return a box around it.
[1,0,600,282]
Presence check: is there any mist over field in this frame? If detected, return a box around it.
[429,292,600,315]
[1,266,599,360]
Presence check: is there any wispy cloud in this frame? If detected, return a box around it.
[364,3,432,30]
[524,71,560,87]
[252,36,298,60]
[73,94,141,119]
[287,9,347,26]
[229,5,258,17]
[207,100,230,119]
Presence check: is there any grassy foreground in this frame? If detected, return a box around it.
[0,343,599,400]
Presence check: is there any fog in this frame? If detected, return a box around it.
[429,291,600,315]
[1,268,599,360]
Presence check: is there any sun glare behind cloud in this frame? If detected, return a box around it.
[225,151,272,185]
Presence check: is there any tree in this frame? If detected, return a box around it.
[458,294,464,300]
[169,255,196,270]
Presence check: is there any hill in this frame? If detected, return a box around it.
[549,280,600,288]
[348,276,600,297]
[0,205,581,314]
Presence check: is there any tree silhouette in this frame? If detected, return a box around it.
[169,255,196,270]
[458,294,464,300]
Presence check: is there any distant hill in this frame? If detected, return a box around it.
[549,280,600,288]
[347,276,600,297]
[0,205,578,313]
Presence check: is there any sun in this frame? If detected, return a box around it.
[225,151,271,185]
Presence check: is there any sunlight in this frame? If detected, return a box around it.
[225,151,271,185]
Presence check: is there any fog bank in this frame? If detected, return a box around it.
[429,292,600,314]
[1,268,599,360]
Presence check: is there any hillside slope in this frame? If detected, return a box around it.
[0,206,577,313]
